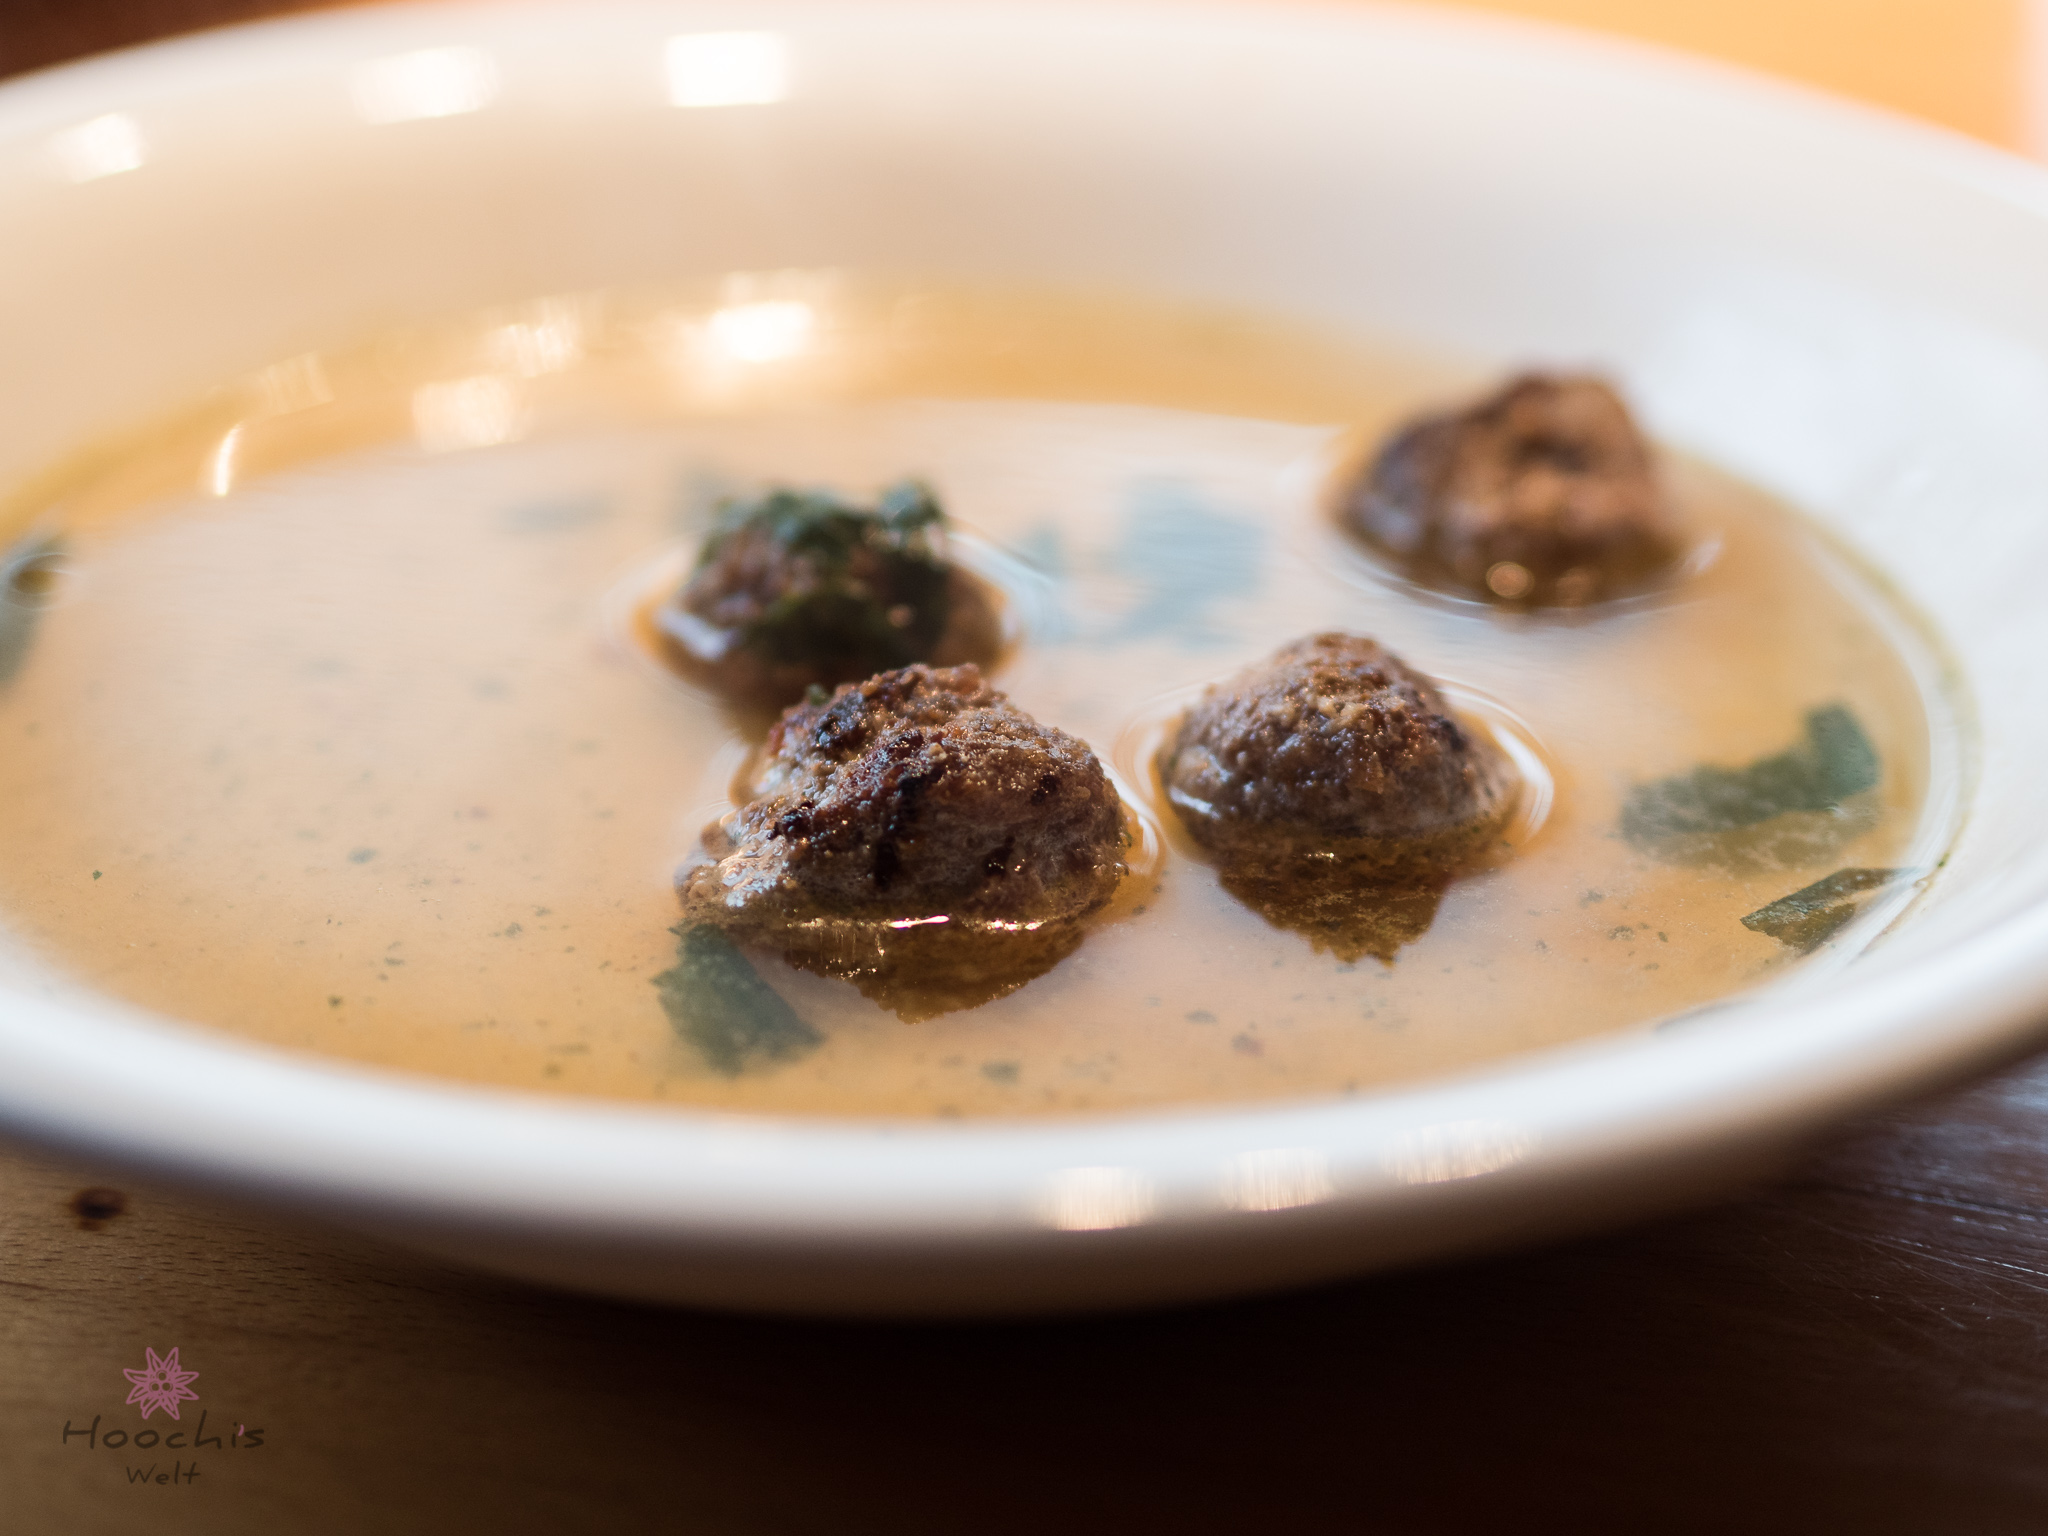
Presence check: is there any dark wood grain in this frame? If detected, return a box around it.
[0,0,349,80]
[12,1057,2048,1535]
[6,2,2048,1530]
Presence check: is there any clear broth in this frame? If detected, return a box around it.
[0,283,1952,1117]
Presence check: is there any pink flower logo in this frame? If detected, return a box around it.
[121,1347,199,1420]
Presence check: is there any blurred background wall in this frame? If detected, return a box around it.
[1453,0,2026,146]
[0,0,2035,150]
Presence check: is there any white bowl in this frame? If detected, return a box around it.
[1,0,2044,1315]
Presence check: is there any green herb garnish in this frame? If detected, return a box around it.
[653,924,821,1075]
[1621,705,1881,870]
[0,536,62,692]
[1624,705,1878,841]
[1740,867,1907,953]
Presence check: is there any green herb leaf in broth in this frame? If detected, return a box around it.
[1621,705,1882,872]
[0,536,63,692]
[654,924,822,1075]
[1740,867,1909,954]
[1104,481,1262,644]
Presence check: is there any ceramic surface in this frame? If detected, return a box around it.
[0,0,2042,1313]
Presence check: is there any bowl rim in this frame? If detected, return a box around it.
[1,0,2044,1261]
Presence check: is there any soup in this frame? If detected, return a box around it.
[0,283,1956,1117]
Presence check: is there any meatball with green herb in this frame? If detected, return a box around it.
[657,480,1002,707]
[1340,374,1684,607]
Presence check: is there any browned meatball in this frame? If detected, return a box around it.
[1158,634,1516,959]
[1341,374,1683,607]
[682,663,1126,1016]
[655,481,1002,709]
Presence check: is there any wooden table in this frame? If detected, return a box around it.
[13,1064,2048,1533]
[8,3,2048,1530]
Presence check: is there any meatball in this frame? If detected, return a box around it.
[656,480,1002,707]
[681,663,1127,1016]
[1157,634,1516,960]
[1340,373,1683,606]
